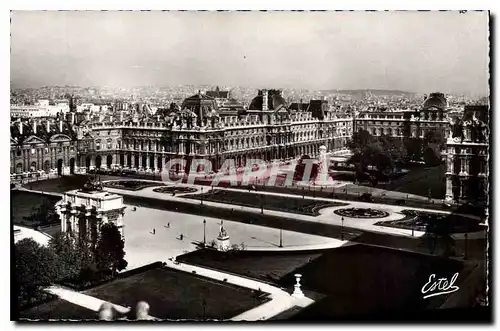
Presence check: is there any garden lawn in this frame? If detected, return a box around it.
[11,191,61,226]
[18,299,97,321]
[81,267,266,320]
[183,189,348,216]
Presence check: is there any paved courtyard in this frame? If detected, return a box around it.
[122,205,343,270]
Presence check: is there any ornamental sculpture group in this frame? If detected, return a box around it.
[81,176,103,193]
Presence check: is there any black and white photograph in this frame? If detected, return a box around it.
[9,9,491,322]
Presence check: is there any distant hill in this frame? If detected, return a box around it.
[321,89,415,96]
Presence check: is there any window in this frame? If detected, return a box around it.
[31,148,35,155]
[16,149,21,156]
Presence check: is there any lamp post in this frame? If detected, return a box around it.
[201,186,204,206]
[464,232,468,260]
[260,194,264,214]
[341,217,345,241]
[202,298,207,321]
[279,227,283,248]
[203,219,206,246]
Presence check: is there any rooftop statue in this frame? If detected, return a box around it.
[81,175,104,193]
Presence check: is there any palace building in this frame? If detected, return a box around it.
[76,89,354,173]
[11,89,458,179]
[10,113,80,175]
[444,105,489,206]
[354,92,450,139]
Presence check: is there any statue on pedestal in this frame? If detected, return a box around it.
[313,145,334,186]
[216,220,230,251]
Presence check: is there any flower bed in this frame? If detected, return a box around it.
[103,180,164,191]
[152,186,199,195]
[375,210,486,233]
[183,189,348,216]
[333,208,389,219]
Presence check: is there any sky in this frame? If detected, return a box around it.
[10,11,490,95]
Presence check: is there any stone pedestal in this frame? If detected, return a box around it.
[216,221,230,251]
[217,235,230,251]
[292,273,304,298]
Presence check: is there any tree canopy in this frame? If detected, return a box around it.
[15,238,57,307]
[95,223,127,275]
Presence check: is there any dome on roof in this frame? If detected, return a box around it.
[272,94,287,110]
[248,95,263,110]
[423,93,447,110]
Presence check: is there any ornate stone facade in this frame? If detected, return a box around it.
[78,90,354,173]
[354,92,450,139]
[444,105,489,205]
[56,180,126,246]
[10,114,79,175]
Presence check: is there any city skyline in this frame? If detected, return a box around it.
[11,11,489,96]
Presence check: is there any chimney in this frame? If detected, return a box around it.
[262,89,268,111]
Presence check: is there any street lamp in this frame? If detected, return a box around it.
[201,186,204,206]
[341,217,345,241]
[260,194,264,214]
[279,227,283,248]
[464,232,468,260]
[203,219,206,246]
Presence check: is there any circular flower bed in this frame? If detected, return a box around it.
[103,180,164,191]
[334,207,389,219]
[374,210,486,233]
[153,186,198,195]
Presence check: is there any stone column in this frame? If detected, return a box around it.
[146,154,150,168]
[131,153,135,168]
[445,176,454,202]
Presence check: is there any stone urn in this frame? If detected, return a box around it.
[292,273,304,298]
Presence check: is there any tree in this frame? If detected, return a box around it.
[95,223,127,276]
[22,201,60,227]
[15,238,57,307]
[379,135,407,165]
[423,146,441,166]
[404,138,423,162]
[49,233,81,282]
[348,129,375,153]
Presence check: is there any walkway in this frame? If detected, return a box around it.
[44,285,140,317]
[15,186,63,198]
